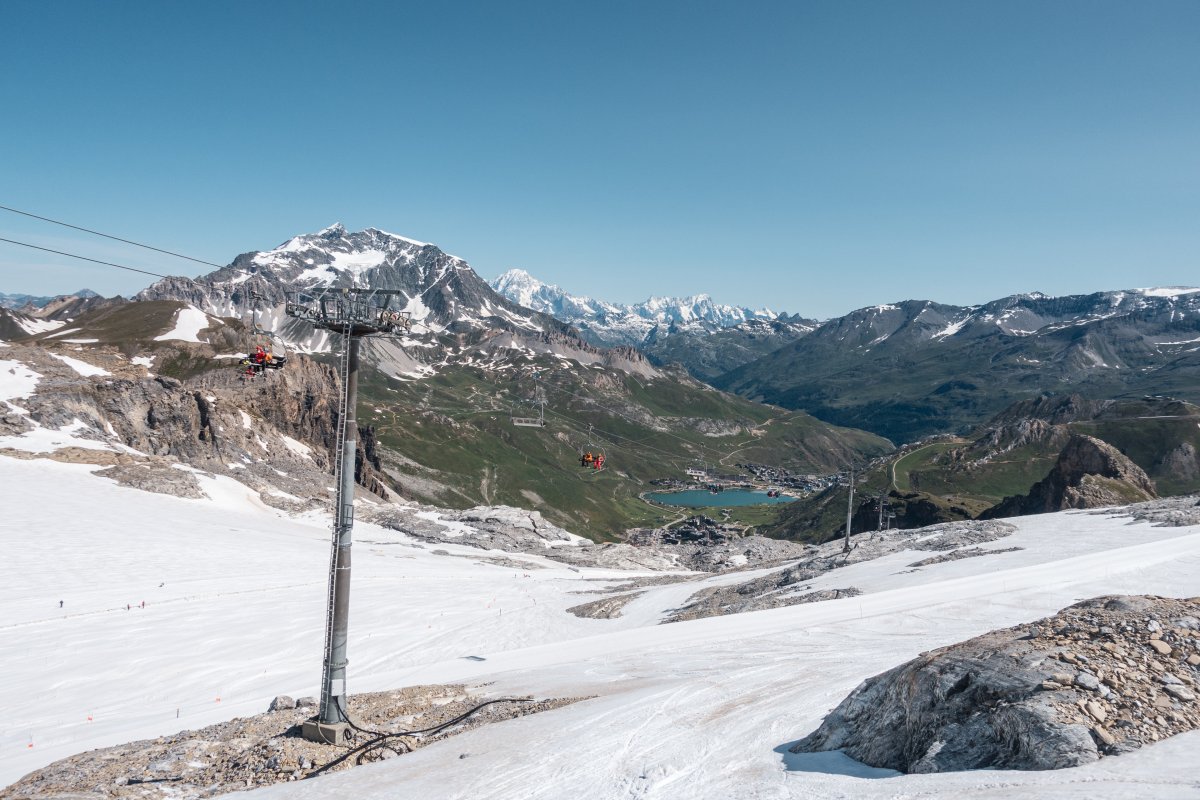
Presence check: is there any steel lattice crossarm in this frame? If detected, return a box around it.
[284,287,412,335]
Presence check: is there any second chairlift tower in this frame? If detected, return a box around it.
[285,287,411,744]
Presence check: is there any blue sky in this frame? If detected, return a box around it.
[2,0,1197,319]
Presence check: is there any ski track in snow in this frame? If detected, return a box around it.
[2,454,1199,798]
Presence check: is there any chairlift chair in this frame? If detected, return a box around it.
[237,291,289,377]
[510,370,546,427]
[578,425,607,472]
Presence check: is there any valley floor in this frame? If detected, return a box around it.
[2,455,1199,799]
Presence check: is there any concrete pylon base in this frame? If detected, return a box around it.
[302,719,352,745]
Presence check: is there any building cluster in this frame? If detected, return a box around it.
[736,463,835,492]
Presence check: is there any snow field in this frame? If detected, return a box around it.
[153,306,212,342]
[2,454,1199,798]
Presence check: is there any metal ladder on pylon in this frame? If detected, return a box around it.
[318,322,354,717]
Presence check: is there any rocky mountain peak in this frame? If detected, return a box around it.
[318,222,347,240]
[136,224,560,335]
[129,226,668,382]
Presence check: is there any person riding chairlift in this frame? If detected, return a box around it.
[594,453,605,470]
[243,345,272,377]
[581,451,594,468]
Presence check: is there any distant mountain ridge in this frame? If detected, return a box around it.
[0,290,116,341]
[489,268,819,378]
[490,268,805,347]
[716,288,1200,443]
[0,288,99,310]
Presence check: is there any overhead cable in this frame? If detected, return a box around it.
[0,236,175,280]
[537,374,737,462]
[0,204,226,270]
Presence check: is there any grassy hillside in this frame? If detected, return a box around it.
[717,315,1200,445]
[761,395,1200,542]
[357,360,893,540]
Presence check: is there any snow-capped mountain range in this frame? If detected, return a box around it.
[717,287,1200,443]
[4,224,1198,431]
[806,288,1200,349]
[490,268,798,348]
[139,224,566,338]
[133,224,656,380]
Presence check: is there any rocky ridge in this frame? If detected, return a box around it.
[715,288,1200,443]
[0,341,391,509]
[983,434,1157,518]
[656,519,1016,623]
[370,504,817,573]
[791,594,1200,773]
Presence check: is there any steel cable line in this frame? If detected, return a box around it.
[370,373,687,464]
[539,404,698,465]
[0,204,226,270]
[0,236,176,280]
[535,374,745,463]
[367,362,750,466]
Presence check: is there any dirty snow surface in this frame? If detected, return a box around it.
[2,454,1199,799]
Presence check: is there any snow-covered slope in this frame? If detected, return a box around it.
[491,268,795,348]
[4,453,1199,798]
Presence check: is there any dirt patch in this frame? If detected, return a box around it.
[567,592,646,619]
[663,582,862,624]
[907,546,1024,568]
[3,685,581,799]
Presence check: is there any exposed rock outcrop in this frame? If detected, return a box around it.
[982,434,1156,519]
[1156,442,1200,483]
[0,342,391,505]
[791,595,1200,773]
[852,490,974,532]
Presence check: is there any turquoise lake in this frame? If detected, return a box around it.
[645,489,795,507]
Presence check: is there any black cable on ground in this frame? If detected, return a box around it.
[303,696,534,779]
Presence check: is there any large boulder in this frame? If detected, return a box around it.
[791,595,1200,773]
